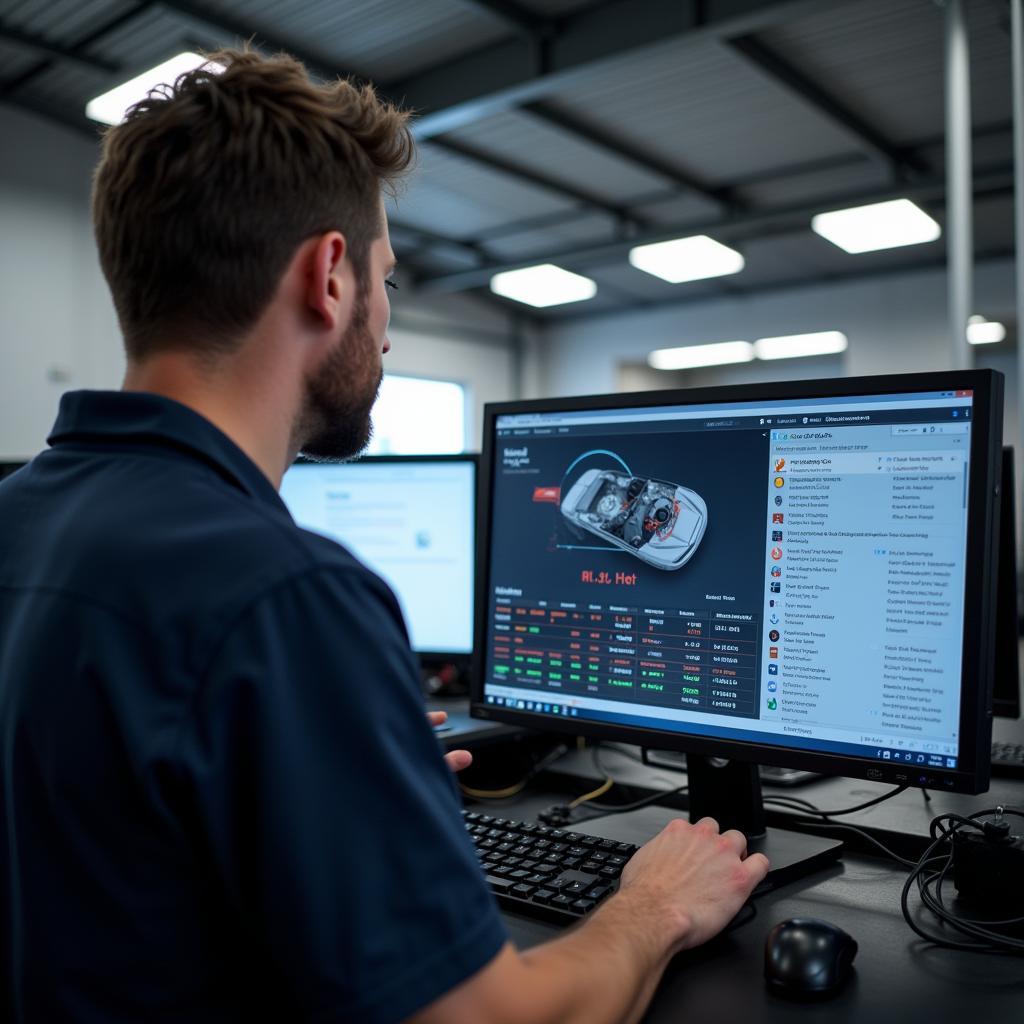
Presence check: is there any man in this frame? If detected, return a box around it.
[0,49,767,1023]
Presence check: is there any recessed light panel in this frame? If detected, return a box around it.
[647,341,754,370]
[966,316,1006,345]
[811,199,940,254]
[86,52,223,126]
[489,264,597,307]
[754,331,848,360]
[629,235,744,283]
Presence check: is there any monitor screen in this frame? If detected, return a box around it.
[472,371,1003,796]
[280,455,476,656]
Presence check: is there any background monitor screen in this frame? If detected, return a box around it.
[281,455,476,656]
[472,371,1003,795]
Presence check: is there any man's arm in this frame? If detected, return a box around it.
[408,816,769,1024]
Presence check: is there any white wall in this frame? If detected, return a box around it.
[0,105,519,461]
[0,106,123,459]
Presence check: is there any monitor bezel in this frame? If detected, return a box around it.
[470,370,1002,795]
[288,452,478,659]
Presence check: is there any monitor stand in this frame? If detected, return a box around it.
[644,751,843,890]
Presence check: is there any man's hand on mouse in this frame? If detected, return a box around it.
[614,816,769,954]
[426,711,473,772]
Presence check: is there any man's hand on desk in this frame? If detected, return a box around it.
[426,710,473,773]
[407,815,769,1024]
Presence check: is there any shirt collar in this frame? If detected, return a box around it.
[48,390,288,512]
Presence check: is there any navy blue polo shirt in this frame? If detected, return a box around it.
[0,390,506,1024]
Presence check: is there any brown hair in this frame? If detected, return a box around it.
[92,48,414,360]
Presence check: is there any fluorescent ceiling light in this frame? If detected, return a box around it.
[754,331,848,361]
[648,341,754,371]
[86,52,223,126]
[966,315,1006,345]
[629,235,744,283]
[811,198,940,254]
[489,264,596,307]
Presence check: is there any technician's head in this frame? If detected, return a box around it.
[91,48,414,460]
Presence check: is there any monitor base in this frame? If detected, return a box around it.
[749,827,843,891]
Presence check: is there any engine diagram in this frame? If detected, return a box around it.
[560,468,708,570]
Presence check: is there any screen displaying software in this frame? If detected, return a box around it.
[280,459,475,654]
[481,388,975,772]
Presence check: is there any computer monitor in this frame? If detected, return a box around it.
[471,371,1003,882]
[993,446,1020,718]
[280,455,476,658]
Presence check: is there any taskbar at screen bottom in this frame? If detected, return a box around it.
[482,690,959,775]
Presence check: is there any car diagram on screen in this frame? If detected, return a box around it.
[560,468,708,570]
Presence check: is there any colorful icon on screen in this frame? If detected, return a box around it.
[770,566,781,577]
[772,513,784,524]
[772,530,783,542]
[766,697,778,710]
[768,629,780,642]
[768,664,778,675]
[774,458,786,472]
[770,547,783,561]
[774,476,785,488]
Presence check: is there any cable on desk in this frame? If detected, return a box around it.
[899,806,1024,954]
[762,784,908,818]
[460,743,570,801]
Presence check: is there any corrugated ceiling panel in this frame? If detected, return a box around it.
[391,142,576,237]
[483,209,618,261]
[177,0,510,81]
[446,108,677,204]
[551,34,861,185]
[735,157,890,209]
[759,0,1012,148]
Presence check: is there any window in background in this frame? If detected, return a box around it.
[366,374,466,454]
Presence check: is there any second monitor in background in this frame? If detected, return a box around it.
[280,455,476,670]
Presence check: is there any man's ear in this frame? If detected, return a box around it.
[305,231,352,330]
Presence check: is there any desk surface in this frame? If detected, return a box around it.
[467,747,1024,1024]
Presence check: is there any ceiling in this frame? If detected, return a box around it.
[0,0,1017,323]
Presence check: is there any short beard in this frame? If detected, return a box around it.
[295,285,381,462]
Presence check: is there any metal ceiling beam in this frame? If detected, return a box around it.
[725,34,930,181]
[414,165,1015,294]
[0,21,119,72]
[388,0,860,139]
[521,99,740,211]
[427,135,649,231]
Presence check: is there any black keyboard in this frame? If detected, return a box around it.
[991,741,1024,777]
[463,810,638,926]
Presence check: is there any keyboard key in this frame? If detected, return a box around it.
[485,874,515,893]
[615,843,636,854]
[525,874,548,885]
[588,885,613,901]
[551,894,573,909]
[599,866,619,878]
[581,860,600,873]
[571,899,596,913]
[563,880,589,895]
[580,836,600,847]
[511,883,535,897]
[532,888,555,904]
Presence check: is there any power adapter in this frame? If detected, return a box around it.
[951,815,1024,911]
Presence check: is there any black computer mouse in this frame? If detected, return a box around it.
[764,917,857,999]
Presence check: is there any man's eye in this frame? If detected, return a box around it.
[385,278,399,291]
